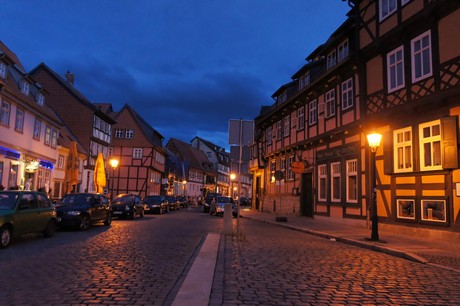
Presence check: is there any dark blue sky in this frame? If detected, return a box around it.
[1,1,351,149]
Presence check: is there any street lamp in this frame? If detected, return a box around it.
[367,132,382,241]
[109,158,119,201]
[182,180,187,196]
[230,173,236,198]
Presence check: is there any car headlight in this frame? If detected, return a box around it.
[67,211,81,216]
[125,206,131,211]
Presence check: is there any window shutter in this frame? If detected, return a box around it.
[441,116,458,169]
[383,131,392,174]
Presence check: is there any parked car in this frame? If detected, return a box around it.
[142,195,168,214]
[165,196,180,211]
[0,191,57,248]
[210,196,237,217]
[111,194,144,219]
[55,193,112,230]
[178,196,189,208]
[203,193,221,213]
[239,197,252,206]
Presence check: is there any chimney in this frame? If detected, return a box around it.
[65,70,75,85]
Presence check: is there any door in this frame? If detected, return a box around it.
[300,173,314,217]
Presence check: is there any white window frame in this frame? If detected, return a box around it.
[325,89,336,118]
[308,100,317,126]
[331,162,341,202]
[411,30,432,83]
[326,50,337,69]
[0,100,11,126]
[318,164,327,201]
[133,148,143,159]
[346,159,358,203]
[387,46,405,93]
[283,115,290,137]
[297,107,305,130]
[419,120,442,171]
[341,78,354,110]
[51,129,58,148]
[125,129,134,139]
[115,129,124,138]
[44,126,52,146]
[394,127,413,173]
[14,108,24,132]
[33,118,42,140]
[396,199,415,220]
[287,155,294,181]
[421,199,446,222]
[379,0,397,21]
[338,39,349,62]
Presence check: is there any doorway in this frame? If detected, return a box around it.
[300,172,314,217]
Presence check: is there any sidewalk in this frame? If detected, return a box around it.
[239,209,460,274]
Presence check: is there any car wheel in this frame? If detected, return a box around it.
[0,225,12,248]
[103,214,112,226]
[79,215,91,230]
[43,220,56,237]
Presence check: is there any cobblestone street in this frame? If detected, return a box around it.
[213,218,460,305]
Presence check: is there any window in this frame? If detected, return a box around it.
[379,0,397,21]
[308,100,317,126]
[327,50,337,69]
[331,162,341,202]
[133,148,143,159]
[267,126,272,145]
[0,100,11,126]
[0,62,6,79]
[270,160,276,183]
[401,0,410,5]
[297,107,305,130]
[14,108,24,132]
[387,46,405,92]
[20,79,29,95]
[396,199,415,219]
[57,155,65,170]
[126,129,134,139]
[421,199,446,222]
[51,129,58,148]
[325,89,336,118]
[341,78,354,110]
[115,129,124,138]
[394,127,413,172]
[346,159,358,202]
[299,71,310,90]
[411,30,432,82]
[283,116,290,137]
[276,121,282,140]
[33,118,42,140]
[36,92,45,106]
[44,126,51,146]
[287,155,294,180]
[318,164,327,201]
[419,120,441,171]
[338,39,349,62]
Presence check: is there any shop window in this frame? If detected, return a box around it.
[394,127,413,172]
[396,199,415,219]
[421,200,446,222]
[331,162,341,202]
[318,164,327,201]
[346,159,358,203]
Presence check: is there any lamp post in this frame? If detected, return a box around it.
[230,173,236,198]
[182,180,187,196]
[109,158,119,201]
[367,133,382,241]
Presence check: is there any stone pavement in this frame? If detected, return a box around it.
[239,209,460,274]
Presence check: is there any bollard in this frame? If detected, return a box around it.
[223,203,232,235]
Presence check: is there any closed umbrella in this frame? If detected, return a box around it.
[94,152,106,194]
[64,141,79,193]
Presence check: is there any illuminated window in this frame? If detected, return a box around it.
[387,46,405,92]
[419,120,441,171]
[396,199,415,219]
[411,30,432,83]
[421,200,446,222]
[394,127,413,172]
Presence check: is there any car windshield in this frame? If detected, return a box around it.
[0,192,19,210]
[60,194,95,206]
[112,196,129,205]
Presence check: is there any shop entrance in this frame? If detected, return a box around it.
[300,172,314,217]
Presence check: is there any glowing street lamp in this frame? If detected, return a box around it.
[109,158,119,201]
[182,180,187,196]
[367,132,382,241]
[230,173,236,198]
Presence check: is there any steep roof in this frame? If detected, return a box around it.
[167,138,215,175]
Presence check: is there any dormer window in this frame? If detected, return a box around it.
[0,62,6,79]
[36,92,45,106]
[299,71,310,90]
[338,39,349,62]
[327,50,337,69]
[278,91,287,104]
[20,79,29,95]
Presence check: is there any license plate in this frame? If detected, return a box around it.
[113,211,122,215]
